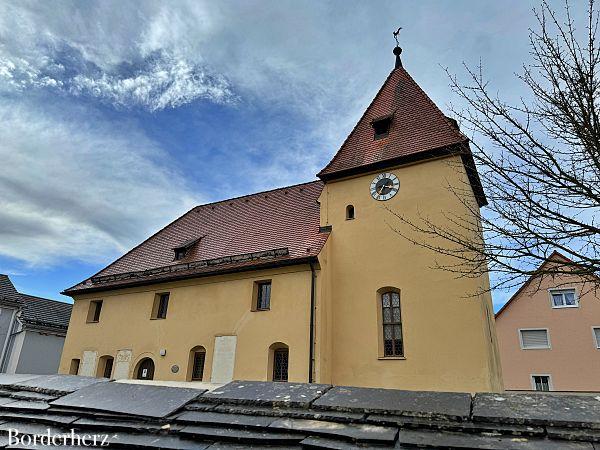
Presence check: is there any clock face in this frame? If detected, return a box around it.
[370,172,400,201]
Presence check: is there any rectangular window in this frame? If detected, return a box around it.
[549,288,577,308]
[593,327,600,349]
[273,348,289,382]
[256,281,271,311]
[86,300,103,323]
[520,329,550,349]
[382,291,403,357]
[69,359,80,375]
[532,375,551,391]
[191,351,206,381]
[151,293,170,319]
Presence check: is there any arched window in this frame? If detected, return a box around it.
[268,343,289,382]
[381,291,403,357]
[346,205,355,220]
[188,346,206,381]
[135,358,155,380]
[97,355,114,378]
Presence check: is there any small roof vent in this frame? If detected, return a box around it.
[371,113,393,140]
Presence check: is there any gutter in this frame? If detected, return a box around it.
[308,262,317,383]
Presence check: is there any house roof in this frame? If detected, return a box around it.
[0,274,20,304]
[0,375,596,448]
[65,181,328,295]
[318,66,468,179]
[0,274,72,332]
[19,294,73,331]
[494,251,595,319]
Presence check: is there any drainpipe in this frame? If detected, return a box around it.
[308,261,317,383]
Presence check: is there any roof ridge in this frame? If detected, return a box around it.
[318,69,396,177]
[192,180,322,210]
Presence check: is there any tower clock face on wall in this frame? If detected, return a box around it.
[370,172,400,201]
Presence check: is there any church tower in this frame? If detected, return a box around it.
[314,43,503,392]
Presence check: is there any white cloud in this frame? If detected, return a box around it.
[0,98,198,266]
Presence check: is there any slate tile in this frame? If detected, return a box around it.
[0,398,18,407]
[203,381,331,408]
[547,426,600,442]
[176,410,276,428]
[2,401,49,411]
[0,411,79,425]
[366,414,545,436]
[207,444,300,449]
[269,417,397,444]
[180,424,305,444]
[185,401,217,412]
[0,375,41,388]
[11,375,108,395]
[73,417,165,432]
[107,432,210,449]
[212,404,365,423]
[9,392,56,402]
[473,393,600,428]
[313,386,471,420]
[396,428,594,449]
[51,381,203,418]
[301,436,389,449]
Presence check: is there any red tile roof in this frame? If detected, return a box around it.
[318,67,468,179]
[64,181,328,294]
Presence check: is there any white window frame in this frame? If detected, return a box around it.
[548,288,578,309]
[518,328,551,350]
[592,327,600,349]
[530,374,553,391]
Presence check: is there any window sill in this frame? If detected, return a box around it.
[378,356,406,360]
[252,309,271,312]
[520,347,551,350]
[150,317,167,320]
[551,305,579,309]
[86,320,99,324]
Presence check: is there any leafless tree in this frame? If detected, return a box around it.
[391,0,600,291]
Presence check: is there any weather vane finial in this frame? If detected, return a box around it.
[393,27,403,69]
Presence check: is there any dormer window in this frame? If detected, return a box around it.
[173,237,201,261]
[174,248,187,261]
[371,114,393,140]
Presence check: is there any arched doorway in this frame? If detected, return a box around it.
[135,358,155,380]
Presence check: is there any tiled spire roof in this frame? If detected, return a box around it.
[318,66,469,180]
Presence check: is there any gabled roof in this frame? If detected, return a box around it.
[318,66,469,180]
[495,251,596,319]
[20,294,73,330]
[0,274,21,304]
[0,274,72,332]
[65,181,329,294]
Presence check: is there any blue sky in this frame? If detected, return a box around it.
[0,1,580,309]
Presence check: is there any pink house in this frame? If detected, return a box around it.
[496,252,600,392]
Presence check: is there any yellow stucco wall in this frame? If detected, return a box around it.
[318,155,503,392]
[60,266,314,382]
[60,154,502,392]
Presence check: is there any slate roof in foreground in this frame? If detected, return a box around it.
[0,375,596,448]
[64,181,328,295]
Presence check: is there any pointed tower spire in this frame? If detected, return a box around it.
[393,27,402,69]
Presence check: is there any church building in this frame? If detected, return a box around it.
[59,46,503,392]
